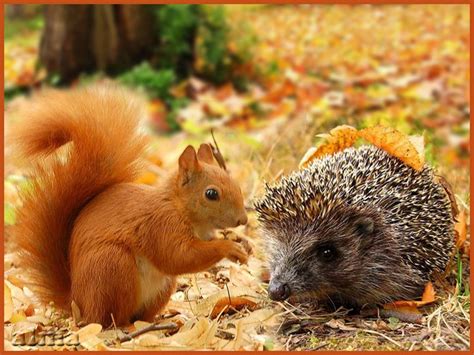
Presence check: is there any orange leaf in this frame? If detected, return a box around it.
[358,126,425,171]
[455,209,467,250]
[24,304,35,317]
[384,282,436,309]
[299,125,358,168]
[210,296,258,319]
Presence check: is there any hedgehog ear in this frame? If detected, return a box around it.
[354,216,374,235]
[179,145,201,185]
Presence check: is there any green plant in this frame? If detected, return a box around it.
[156,5,199,77]
[196,6,255,87]
[166,97,190,132]
[118,62,176,101]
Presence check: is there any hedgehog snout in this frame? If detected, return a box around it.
[268,278,291,301]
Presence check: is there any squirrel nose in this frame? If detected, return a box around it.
[236,214,248,227]
[268,280,291,301]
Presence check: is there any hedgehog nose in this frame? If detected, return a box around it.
[268,280,291,301]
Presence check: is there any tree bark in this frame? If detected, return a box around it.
[39,5,94,83]
[39,5,159,83]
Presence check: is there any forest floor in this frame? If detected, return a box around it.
[4,4,471,351]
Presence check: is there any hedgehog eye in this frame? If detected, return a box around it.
[205,188,219,201]
[317,245,338,262]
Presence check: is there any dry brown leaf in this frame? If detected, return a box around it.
[145,317,218,349]
[210,296,258,319]
[358,126,425,171]
[71,300,82,325]
[455,209,467,250]
[325,318,357,331]
[231,309,277,350]
[229,264,257,289]
[24,304,34,317]
[194,286,260,317]
[4,282,13,322]
[299,125,358,168]
[11,320,38,335]
[75,323,103,343]
[80,335,106,350]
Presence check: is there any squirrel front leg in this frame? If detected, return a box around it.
[155,238,248,275]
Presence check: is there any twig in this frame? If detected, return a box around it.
[210,129,227,171]
[359,329,404,349]
[441,315,469,347]
[110,313,119,340]
[311,342,328,350]
[118,323,178,343]
[225,282,232,305]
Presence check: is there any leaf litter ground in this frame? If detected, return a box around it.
[4,4,470,351]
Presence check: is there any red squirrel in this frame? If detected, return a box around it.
[11,85,249,326]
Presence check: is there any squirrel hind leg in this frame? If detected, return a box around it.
[71,246,139,327]
[136,278,177,323]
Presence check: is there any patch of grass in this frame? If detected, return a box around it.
[4,15,43,41]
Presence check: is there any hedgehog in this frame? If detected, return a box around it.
[255,145,455,308]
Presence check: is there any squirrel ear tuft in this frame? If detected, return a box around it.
[197,143,216,165]
[178,145,200,185]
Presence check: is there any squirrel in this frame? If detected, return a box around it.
[11,85,249,326]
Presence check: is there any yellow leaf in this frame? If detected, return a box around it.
[299,125,358,168]
[9,311,27,323]
[4,283,13,322]
[75,323,103,343]
[359,126,425,171]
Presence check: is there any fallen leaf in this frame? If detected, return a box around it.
[75,323,103,343]
[454,209,467,249]
[359,126,425,171]
[299,125,358,168]
[71,300,82,325]
[325,318,356,331]
[9,311,27,323]
[384,281,436,309]
[210,296,258,319]
[24,304,34,317]
[4,283,13,322]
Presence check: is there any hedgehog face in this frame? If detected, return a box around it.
[261,204,413,307]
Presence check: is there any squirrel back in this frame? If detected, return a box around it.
[11,85,147,308]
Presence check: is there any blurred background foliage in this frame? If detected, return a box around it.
[4,3,470,192]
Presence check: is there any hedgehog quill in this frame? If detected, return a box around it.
[255,145,455,309]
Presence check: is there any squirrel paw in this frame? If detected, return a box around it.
[226,241,249,265]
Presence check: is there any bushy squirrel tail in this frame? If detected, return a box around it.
[11,85,147,308]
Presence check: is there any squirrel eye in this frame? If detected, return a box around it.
[317,245,338,262]
[205,188,219,201]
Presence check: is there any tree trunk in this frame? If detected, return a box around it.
[39,5,158,83]
[40,5,94,83]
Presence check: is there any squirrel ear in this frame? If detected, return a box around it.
[178,145,201,185]
[197,143,216,165]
